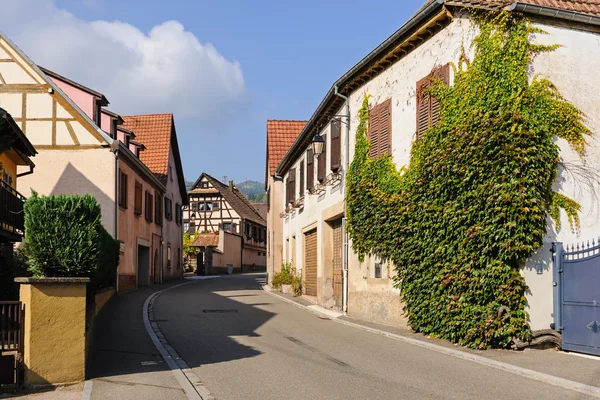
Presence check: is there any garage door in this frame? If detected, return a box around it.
[304,229,317,296]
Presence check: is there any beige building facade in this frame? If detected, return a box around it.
[270,1,600,330]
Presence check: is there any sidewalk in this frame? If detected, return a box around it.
[85,280,189,400]
[265,287,600,391]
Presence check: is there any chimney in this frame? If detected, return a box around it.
[229,180,234,191]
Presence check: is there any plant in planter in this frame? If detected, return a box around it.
[273,262,303,296]
[24,192,103,277]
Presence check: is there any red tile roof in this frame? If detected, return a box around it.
[266,120,306,178]
[122,114,173,184]
[422,0,600,15]
[191,233,220,248]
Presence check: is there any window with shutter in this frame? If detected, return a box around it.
[175,203,181,225]
[416,64,450,140]
[299,159,305,197]
[119,171,128,209]
[134,182,142,215]
[165,197,173,221]
[330,120,341,171]
[368,99,392,159]
[155,192,162,226]
[289,168,296,203]
[306,149,314,190]
[144,191,153,222]
[317,135,327,182]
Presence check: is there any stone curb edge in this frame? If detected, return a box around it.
[261,285,600,399]
[144,282,215,400]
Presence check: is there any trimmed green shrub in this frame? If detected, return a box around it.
[24,192,102,277]
[89,224,119,294]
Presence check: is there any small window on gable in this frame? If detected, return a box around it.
[416,64,450,141]
[368,99,392,160]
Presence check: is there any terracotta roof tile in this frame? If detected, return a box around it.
[191,233,220,248]
[420,0,600,15]
[122,114,173,184]
[266,120,306,178]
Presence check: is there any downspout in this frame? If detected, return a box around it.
[334,85,350,314]
[112,145,120,293]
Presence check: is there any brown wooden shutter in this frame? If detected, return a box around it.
[155,191,162,226]
[134,182,142,215]
[317,135,327,182]
[299,160,305,196]
[379,99,392,156]
[330,120,341,171]
[289,168,296,203]
[119,171,128,209]
[416,64,450,141]
[306,149,314,189]
[368,107,380,159]
[285,176,290,205]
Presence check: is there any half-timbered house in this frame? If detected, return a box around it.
[184,173,266,272]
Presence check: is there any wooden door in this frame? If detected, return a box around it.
[304,229,318,296]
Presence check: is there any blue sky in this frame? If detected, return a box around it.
[8,0,426,184]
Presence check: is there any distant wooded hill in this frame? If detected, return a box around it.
[185,179,266,203]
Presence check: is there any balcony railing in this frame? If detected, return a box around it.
[0,180,25,238]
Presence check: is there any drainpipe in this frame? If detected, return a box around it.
[334,85,350,314]
[112,145,120,293]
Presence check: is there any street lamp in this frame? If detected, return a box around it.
[312,133,324,157]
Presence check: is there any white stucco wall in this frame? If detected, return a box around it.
[281,14,600,330]
[18,148,117,235]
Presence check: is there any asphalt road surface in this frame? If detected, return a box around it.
[152,274,594,400]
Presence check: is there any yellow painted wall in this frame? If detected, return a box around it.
[20,282,87,385]
[0,153,17,189]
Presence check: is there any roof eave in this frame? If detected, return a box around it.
[509,2,600,25]
[274,0,445,176]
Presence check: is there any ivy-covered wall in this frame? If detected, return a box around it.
[346,12,592,348]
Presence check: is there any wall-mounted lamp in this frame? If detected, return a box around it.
[312,133,324,158]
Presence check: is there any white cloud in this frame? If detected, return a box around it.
[0,0,246,121]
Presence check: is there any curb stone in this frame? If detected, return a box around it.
[144,282,216,400]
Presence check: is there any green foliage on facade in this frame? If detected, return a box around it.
[346,13,590,348]
[24,192,118,281]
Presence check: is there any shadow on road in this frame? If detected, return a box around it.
[152,273,273,368]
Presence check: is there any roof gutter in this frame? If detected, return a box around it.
[275,0,445,176]
[509,2,600,26]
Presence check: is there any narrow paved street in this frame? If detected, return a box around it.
[151,274,595,400]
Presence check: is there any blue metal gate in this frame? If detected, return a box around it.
[553,241,600,355]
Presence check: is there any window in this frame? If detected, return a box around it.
[201,181,209,188]
[306,149,314,189]
[119,171,128,209]
[245,223,251,239]
[164,197,173,220]
[330,119,342,172]
[416,64,450,140]
[223,222,232,231]
[134,181,142,216]
[368,99,392,159]
[144,191,153,222]
[374,263,382,279]
[213,200,220,211]
[184,222,189,232]
[199,202,213,212]
[155,192,163,226]
[169,165,173,182]
[175,203,181,225]
[2,171,13,188]
[299,159,305,197]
